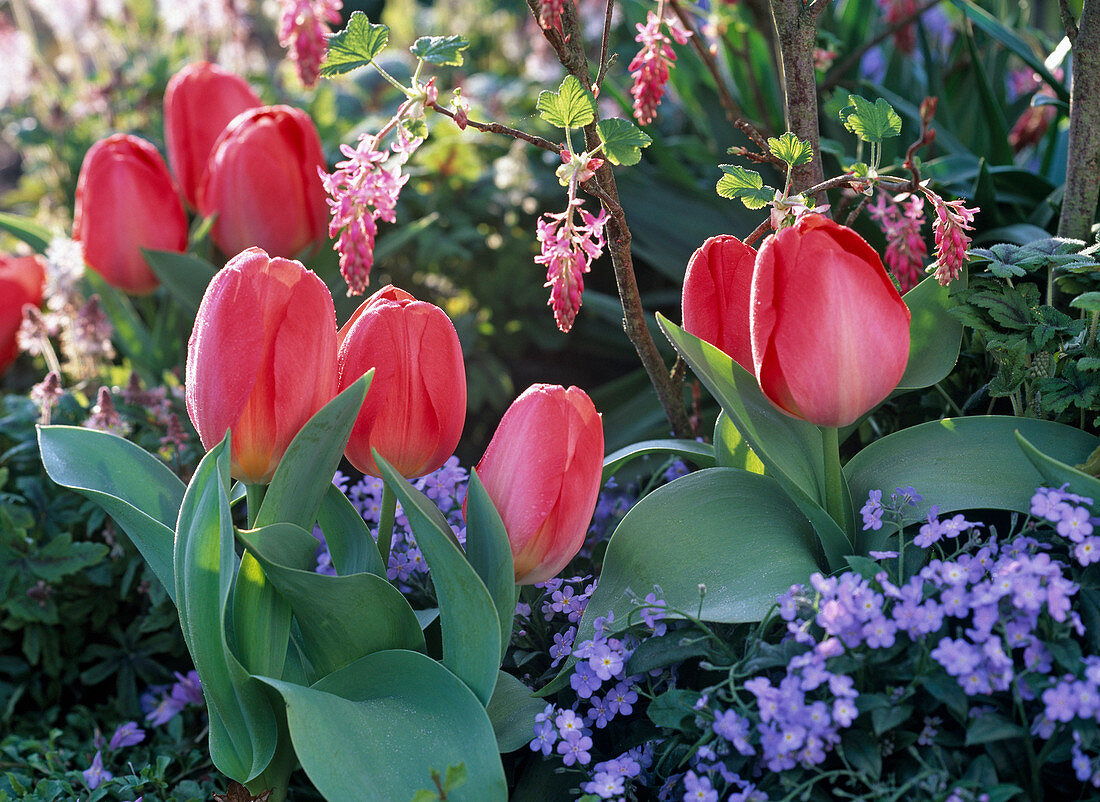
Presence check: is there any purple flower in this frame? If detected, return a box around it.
[713,709,754,755]
[83,750,112,790]
[583,771,626,798]
[529,719,557,755]
[682,770,718,802]
[556,731,593,766]
[108,721,145,750]
[170,670,203,706]
[607,682,638,716]
[860,489,884,531]
[1058,506,1094,541]
[589,641,625,681]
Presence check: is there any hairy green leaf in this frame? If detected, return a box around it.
[595,118,652,166]
[321,12,389,77]
[536,75,597,130]
[839,94,902,143]
[716,165,774,209]
[410,35,469,66]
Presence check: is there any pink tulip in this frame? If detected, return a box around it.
[681,235,757,374]
[0,255,45,375]
[337,285,466,478]
[73,134,188,295]
[751,215,911,427]
[164,61,262,208]
[471,384,604,585]
[185,247,338,483]
[198,105,328,259]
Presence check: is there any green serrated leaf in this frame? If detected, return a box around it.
[716,165,775,210]
[595,118,652,166]
[410,35,469,66]
[767,132,813,167]
[536,75,597,130]
[1071,292,1100,314]
[839,94,902,143]
[321,11,390,78]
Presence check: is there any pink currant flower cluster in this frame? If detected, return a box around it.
[538,0,567,33]
[923,189,977,286]
[628,11,690,126]
[867,192,927,293]
[277,0,343,87]
[876,0,920,53]
[537,198,609,333]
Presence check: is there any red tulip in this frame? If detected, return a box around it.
[471,384,604,585]
[73,134,189,295]
[0,255,46,375]
[681,235,757,374]
[752,215,911,427]
[198,105,328,259]
[337,285,466,478]
[164,61,262,208]
[185,247,338,484]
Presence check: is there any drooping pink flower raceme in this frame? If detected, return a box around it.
[924,191,977,286]
[277,0,343,87]
[866,192,927,293]
[628,11,691,125]
[537,199,609,333]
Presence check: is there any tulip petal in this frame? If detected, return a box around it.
[682,235,756,373]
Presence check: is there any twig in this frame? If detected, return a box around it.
[744,217,772,248]
[901,96,938,190]
[595,0,616,91]
[821,0,945,91]
[427,102,561,153]
[667,0,746,122]
[1060,0,1080,44]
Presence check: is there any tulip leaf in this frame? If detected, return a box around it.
[0,211,51,252]
[716,164,775,210]
[844,416,1099,552]
[235,523,425,680]
[257,650,507,801]
[376,453,501,706]
[142,249,217,314]
[536,75,597,130]
[1015,432,1100,501]
[839,94,902,143]
[464,470,516,663]
[321,11,390,77]
[658,315,850,567]
[487,671,546,753]
[174,436,277,782]
[410,34,470,66]
[595,118,653,167]
[601,439,716,483]
[230,550,292,681]
[255,373,371,531]
[896,273,965,390]
[714,413,765,474]
[316,484,386,577]
[576,467,820,642]
[38,425,185,601]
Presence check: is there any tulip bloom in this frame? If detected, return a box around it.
[198,105,328,259]
[337,286,466,478]
[472,384,603,585]
[164,61,262,208]
[73,134,189,295]
[185,247,338,484]
[681,235,757,374]
[0,255,46,375]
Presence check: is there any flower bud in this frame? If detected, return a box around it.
[185,247,338,483]
[198,105,328,259]
[0,255,45,375]
[164,61,262,208]
[73,134,189,295]
[338,286,466,478]
[471,384,603,585]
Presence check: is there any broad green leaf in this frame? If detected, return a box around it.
[174,437,277,782]
[236,523,425,679]
[896,273,965,390]
[259,650,507,801]
[255,373,371,530]
[142,249,217,315]
[320,11,390,77]
[1070,292,1100,314]
[576,468,820,646]
[0,212,51,252]
[767,132,813,167]
[715,164,774,209]
[376,454,501,705]
[714,413,765,474]
[463,470,515,664]
[316,484,386,577]
[601,439,715,483]
[658,315,850,567]
[536,75,597,130]
[839,94,902,143]
[1015,432,1100,501]
[487,671,545,753]
[38,425,185,601]
[965,712,1027,746]
[595,118,652,166]
[845,417,1098,551]
[231,551,292,679]
[410,35,470,66]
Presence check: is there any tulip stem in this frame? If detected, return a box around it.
[377,482,397,568]
[246,484,266,529]
[820,427,851,537]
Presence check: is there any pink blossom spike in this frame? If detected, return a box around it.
[536,200,609,333]
[628,12,690,125]
[278,0,344,88]
[924,192,977,286]
[867,192,927,293]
